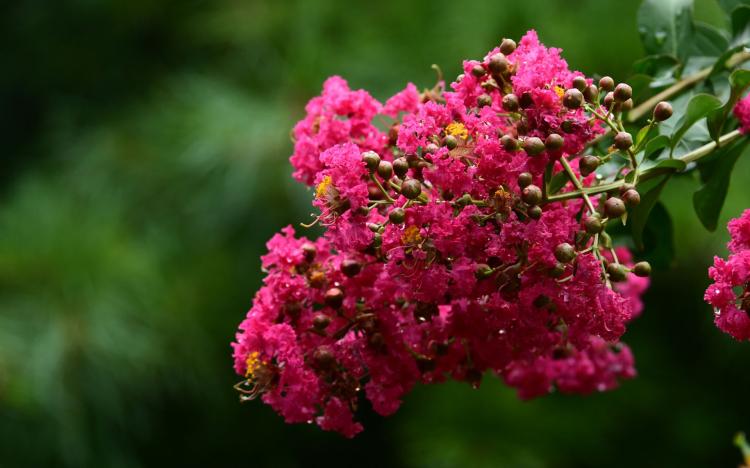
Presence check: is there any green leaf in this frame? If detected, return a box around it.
[637,0,694,60]
[709,45,747,78]
[638,203,676,268]
[632,55,680,87]
[732,5,750,46]
[720,0,750,15]
[548,171,569,195]
[630,175,671,250]
[644,134,671,159]
[670,94,723,153]
[641,158,687,177]
[707,68,750,140]
[688,22,730,58]
[693,138,750,230]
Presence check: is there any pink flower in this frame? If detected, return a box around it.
[734,94,750,134]
[383,83,421,117]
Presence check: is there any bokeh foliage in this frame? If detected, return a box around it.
[1,0,750,466]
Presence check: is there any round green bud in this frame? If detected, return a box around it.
[572,76,587,91]
[654,101,673,122]
[377,160,393,179]
[401,179,422,199]
[501,134,518,150]
[584,214,604,234]
[444,135,458,150]
[604,197,627,218]
[425,143,440,154]
[622,189,641,207]
[324,287,344,309]
[500,38,517,55]
[523,136,545,156]
[393,157,409,178]
[633,261,652,277]
[554,242,576,263]
[579,155,600,177]
[606,263,628,282]
[362,151,380,171]
[502,93,520,112]
[563,88,584,109]
[561,119,576,133]
[549,262,566,278]
[301,242,317,262]
[471,64,486,77]
[599,76,615,91]
[313,346,336,368]
[477,93,493,108]
[519,92,534,108]
[614,83,632,102]
[603,92,615,108]
[614,132,633,150]
[621,98,633,112]
[341,259,362,277]
[528,205,543,220]
[583,84,599,103]
[389,207,406,224]
[517,172,533,188]
[545,133,564,151]
[521,184,543,205]
[488,53,509,74]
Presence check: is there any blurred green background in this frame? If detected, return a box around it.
[2,0,750,466]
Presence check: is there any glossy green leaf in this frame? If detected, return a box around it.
[637,0,694,60]
[644,134,671,159]
[548,171,569,195]
[688,22,730,58]
[708,68,750,141]
[693,139,750,230]
[670,94,722,153]
[732,5,750,46]
[630,175,671,250]
[638,203,676,268]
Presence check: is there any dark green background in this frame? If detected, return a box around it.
[1,0,750,466]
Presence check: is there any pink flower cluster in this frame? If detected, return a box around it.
[705,209,750,340]
[734,94,750,134]
[233,31,650,437]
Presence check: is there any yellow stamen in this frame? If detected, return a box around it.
[554,86,565,100]
[401,225,423,245]
[445,122,468,140]
[245,351,262,378]
[315,175,333,199]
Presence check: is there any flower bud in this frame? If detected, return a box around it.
[312,313,331,330]
[502,93,520,112]
[621,98,633,112]
[313,346,336,368]
[477,94,493,108]
[583,84,599,103]
[377,160,393,179]
[572,76,587,91]
[579,155,600,177]
[604,197,626,218]
[341,259,362,277]
[324,288,344,309]
[653,101,673,121]
[603,91,615,108]
[393,157,409,178]
[606,263,628,282]
[545,133,564,151]
[549,263,566,278]
[584,214,603,234]
[301,242,317,262]
[500,38,517,55]
[444,135,458,150]
[425,143,439,154]
[519,92,534,108]
[521,184,543,205]
[599,76,615,91]
[614,132,633,150]
[561,119,575,133]
[554,242,576,263]
[489,53,509,74]
[401,179,422,199]
[622,189,641,207]
[517,172,533,188]
[523,137,545,156]
[633,261,652,277]
[501,134,518,150]
[563,88,584,109]
[528,205,543,220]
[475,263,494,279]
[614,83,632,102]
[471,64,486,77]
[389,207,406,224]
[362,151,380,171]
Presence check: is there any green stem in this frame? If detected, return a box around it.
[546,129,744,203]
